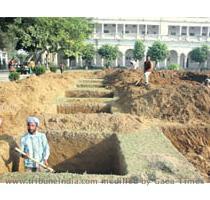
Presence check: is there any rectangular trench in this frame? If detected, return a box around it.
[65,90,114,98]
[46,131,127,175]
[57,103,112,114]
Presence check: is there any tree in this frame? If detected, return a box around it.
[190,45,209,69]
[51,17,93,65]
[2,17,93,66]
[133,40,145,63]
[0,18,19,59]
[147,41,169,67]
[81,43,96,68]
[98,44,119,68]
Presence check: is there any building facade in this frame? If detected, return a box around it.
[85,17,210,69]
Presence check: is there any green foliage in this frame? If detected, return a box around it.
[133,40,145,61]
[0,17,17,32]
[1,17,93,64]
[34,65,46,75]
[167,64,180,70]
[190,45,209,64]
[81,44,96,67]
[98,45,119,67]
[8,71,20,81]
[147,41,169,65]
[0,18,18,53]
[49,65,57,73]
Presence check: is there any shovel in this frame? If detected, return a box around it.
[15,147,55,173]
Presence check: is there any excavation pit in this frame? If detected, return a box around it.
[61,97,118,104]
[76,83,105,88]
[57,103,112,114]
[65,89,114,98]
[46,131,128,175]
[80,79,105,83]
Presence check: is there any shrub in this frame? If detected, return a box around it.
[8,72,20,81]
[49,65,57,73]
[167,64,180,70]
[34,65,46,75]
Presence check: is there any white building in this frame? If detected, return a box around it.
[85,17,210,69]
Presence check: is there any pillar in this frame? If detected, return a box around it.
[101,58,104,67]
[54,53,58,65]
[204,60,207,68]
[164,58,167,68]
[156,62,159,68]
[137,24,139,38]
[101,23,104,38]
[115,58,118,67]
[115,24,118,38]
[186,26,189,37]
[67,58,70,68]
[123,24,125,38]
[144,47,148,60]
[94,56,97,66]
[92,23,96,39]
[184,57,187,68]
[145,24,147,35]
[80,57,83,67]
[200,26,203,37]
[207,27,210,37]
[179,26,182,36]
[76,56,79,67]
[177,54,180,66]
[122,54,125,67]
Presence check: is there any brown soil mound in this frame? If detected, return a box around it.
[162,125,210,180]
[104,69,210,124]
[0,71,96,136]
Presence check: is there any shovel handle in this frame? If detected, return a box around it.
[15,147,54,172]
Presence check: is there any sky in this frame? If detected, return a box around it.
[1,0,210,17]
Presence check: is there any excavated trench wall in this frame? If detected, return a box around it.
[46,131,127,175]
[57,103,112,114]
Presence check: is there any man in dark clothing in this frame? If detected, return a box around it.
[143,56,153,85]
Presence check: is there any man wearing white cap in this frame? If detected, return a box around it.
[20,116,50,172]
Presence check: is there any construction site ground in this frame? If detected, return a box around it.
[0,68,210,183]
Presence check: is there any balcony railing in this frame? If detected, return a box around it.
[92,33,210,42]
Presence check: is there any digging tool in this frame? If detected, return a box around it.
[15,147,55,173]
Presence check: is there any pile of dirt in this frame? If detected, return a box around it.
[0,71,96,136]
[103,69,210,124]
[162,125,210,180]
[103,68,210,87]
[98,68,210,181]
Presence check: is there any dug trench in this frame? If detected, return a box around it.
[0,69,209,183]
[47,131,127,175]
[46,77,128,175]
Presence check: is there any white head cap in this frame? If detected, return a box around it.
[27,116,40,127]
